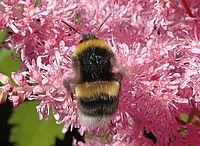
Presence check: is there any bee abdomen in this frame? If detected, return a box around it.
[75,81,120,117]
[77,94,119,116]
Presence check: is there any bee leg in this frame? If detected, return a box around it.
[63,79,74,100]
[113,72,123,82]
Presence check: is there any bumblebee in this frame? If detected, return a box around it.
[63,14,122,127]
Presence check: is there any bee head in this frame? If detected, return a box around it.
[79,33,99,43]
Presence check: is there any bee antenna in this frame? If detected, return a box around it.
[62,20,82,35]
[93,13,112,34]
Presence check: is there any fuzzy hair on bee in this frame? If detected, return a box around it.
[62,13,122,127]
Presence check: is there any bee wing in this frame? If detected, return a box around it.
[63,55,81,99]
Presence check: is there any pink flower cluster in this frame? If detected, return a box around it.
[1,0,200,145]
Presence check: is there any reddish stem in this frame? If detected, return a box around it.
[181,0,194,17]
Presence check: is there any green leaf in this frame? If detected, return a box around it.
[0,28,7,44]
[76,14,82,21]
[180,114,189,122]
[34,0,42,7]
[0,28,21,80]
[0,49,21,75]
[9,100,64,146]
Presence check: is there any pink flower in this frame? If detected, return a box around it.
[0,73,11,84]
[11,72,27,86]
[0,73,13,104]
[9,91,26,107]
[0,72,34,107]
[1,0,200,145]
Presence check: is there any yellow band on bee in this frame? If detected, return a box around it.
[75,81,120,98]
[73,39,112,57]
